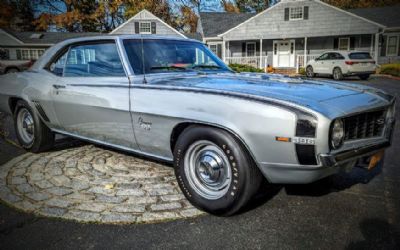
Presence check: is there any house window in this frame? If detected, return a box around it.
[246,42,256,57]
[209,44,218,55]
[290,7,303,20]
[387,35,399,56]
[139,22,151,34]
[339,38,350,51]
[17,49,45,60]
[0,48,10,60]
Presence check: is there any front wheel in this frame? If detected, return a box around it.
[333,67,344,80]
[306,66,314,78]
[173,125,262,216]
[14,100,54,152]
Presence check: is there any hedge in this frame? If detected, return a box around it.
[379,63,400,77]
[229,64,264,73]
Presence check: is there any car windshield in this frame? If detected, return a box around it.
[123,39,231,75]
[348,52,372,60]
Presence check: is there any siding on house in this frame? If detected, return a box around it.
[111,10,185,38]
[221,0,382,41]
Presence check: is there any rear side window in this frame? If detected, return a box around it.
[348,52,372,60]
[64,42,125,77]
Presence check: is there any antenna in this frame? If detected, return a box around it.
[141,37,147,84]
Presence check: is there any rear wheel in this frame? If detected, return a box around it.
[14,100,54,152]
[173,125,262,216]
[359,74,370,80]
[5,68,19,74]
[333,67,344,80]
[306,66,314,78]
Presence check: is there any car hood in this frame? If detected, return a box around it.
[145,73,393,118]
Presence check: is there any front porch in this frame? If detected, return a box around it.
[216,35,380,73]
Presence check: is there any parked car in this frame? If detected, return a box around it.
[0,60,33,74]
[0,36,396,215]
[306,51,377,80]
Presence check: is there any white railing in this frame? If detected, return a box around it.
[296,54,319,73]
[225,56,268,70]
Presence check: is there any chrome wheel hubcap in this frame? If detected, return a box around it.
[184,140,232,200]
[17,108,34,145]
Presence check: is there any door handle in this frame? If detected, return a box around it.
[53,84,66,89]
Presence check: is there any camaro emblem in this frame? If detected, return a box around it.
[138,117,152,131]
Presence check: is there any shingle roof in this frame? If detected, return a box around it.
[6,30,101,45]
[184,32,203,41]
[199,12,256,37]
[348,4,400,28]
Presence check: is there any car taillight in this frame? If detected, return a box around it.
[344,61,358,65]
[28,60,34,67]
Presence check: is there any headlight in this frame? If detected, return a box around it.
[331,119,344,149]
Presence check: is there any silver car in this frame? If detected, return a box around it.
[0,36,396,215]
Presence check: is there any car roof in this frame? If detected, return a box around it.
[322,51,371,54]
[31,35,203,71]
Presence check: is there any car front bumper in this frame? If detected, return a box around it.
[258,118,395,184]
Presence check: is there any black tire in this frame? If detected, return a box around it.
[306,66,315,78]
[14,100,54,152]
[359,74,370,80]
[173,125,263,216]
[332,67,344,80]
[5,67,19,74]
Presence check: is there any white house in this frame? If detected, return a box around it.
[197,0,400,72]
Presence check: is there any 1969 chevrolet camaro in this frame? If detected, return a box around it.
[0,36,396,215]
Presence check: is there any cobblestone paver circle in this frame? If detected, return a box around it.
[0,145,203,223]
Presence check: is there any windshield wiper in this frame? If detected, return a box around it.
[150,66,189,71]
[191,64,222,70]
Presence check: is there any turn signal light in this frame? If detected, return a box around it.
[276,137,291,142]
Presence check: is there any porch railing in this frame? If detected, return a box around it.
[225,56,268,70]
[296,54,319,73]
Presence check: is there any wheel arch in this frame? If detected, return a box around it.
[8,96,24,114]
[170,121,260,169]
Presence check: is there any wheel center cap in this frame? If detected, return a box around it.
[197,153,223,183]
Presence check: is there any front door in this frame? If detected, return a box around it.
[273,40,295,68]
[47,40,139,150]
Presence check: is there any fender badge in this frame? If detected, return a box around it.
[138,117,152,131]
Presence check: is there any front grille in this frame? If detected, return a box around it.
[343,110,386,141]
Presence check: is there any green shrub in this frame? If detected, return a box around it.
[298,67,306,75]
[229,63,264,73]
[380,63,400,77]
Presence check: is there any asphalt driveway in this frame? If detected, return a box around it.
[0,76,399,249]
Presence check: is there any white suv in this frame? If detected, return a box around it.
[306,51,376,80]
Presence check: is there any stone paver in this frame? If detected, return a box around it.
[0,145,203,224]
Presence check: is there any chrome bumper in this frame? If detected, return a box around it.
[319,118,395,167]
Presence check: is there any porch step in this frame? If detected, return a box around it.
[273,67,297,75]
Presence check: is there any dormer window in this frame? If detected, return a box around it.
[290,7,303,20]
[139,22,152,34]
[285,6,309,21]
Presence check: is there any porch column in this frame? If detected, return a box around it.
[303,37,308,68]
[370,34,374,54]
[374,33,379,63]
[222,39,226,63]
[259,38,263,69]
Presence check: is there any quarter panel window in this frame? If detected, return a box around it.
[64,42,125,77]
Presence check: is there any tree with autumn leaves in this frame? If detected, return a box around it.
[0,0,399,32]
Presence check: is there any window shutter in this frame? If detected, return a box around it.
[16,49,21,60]
[151,22,156,34]
[380,36,386,57]
[217,44,222,58]
[350,37,355,50]
[242,43,246,56]
[284,8,289,21]
[134,22,139,34]
[333,38,338,50]
[304,6,309,20]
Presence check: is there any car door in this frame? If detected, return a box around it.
[48,40,139,150]
[313,53,330,74]
[327,53,345,74]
